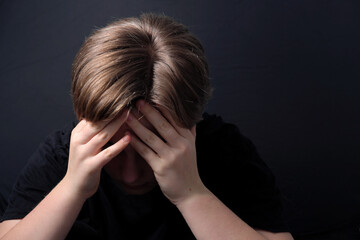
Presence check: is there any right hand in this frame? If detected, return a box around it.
[63,111,130,200]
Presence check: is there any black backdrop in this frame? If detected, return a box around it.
[1,0,359,238]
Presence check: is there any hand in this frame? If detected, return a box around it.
[64,111,130,200]
[126,100,207,205]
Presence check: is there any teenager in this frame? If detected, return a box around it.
[0,13,293,240]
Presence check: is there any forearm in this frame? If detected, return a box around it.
[1,178,85,240]
[177,188,267,240]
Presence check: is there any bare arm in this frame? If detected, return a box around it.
[0,220,19,239]
[127,100,293,240]
[177,189,293,240]
[0,112,130,240]
[256,229,294,240]
[0,179,85,240]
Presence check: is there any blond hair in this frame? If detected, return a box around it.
[71,13,212,128]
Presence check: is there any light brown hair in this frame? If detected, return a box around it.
[71,13,212,128]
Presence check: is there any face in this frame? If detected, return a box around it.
[104,110,157,195]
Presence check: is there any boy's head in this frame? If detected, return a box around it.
[71,13,212,129]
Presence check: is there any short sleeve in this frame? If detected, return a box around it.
[196,113,288,232]
[1,125,72,222]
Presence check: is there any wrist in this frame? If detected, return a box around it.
[176,185,213,212]
[60,176,89,204]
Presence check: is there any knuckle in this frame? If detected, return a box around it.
[83,160,97,174]
[87,122,103,135]
[166,129,176,140]
[156,162,170,174]
[161,124,175,138]
[74,120,85,130]
[177,140,188,151]
[138,144,151,156]
[102,148,115,160]
[71,128,79,136]
[144,134,156,145]
[97,131,109,141]
[70,133,81,145]
[159,120,170,132]
[88,122,100,130]
[167,150,177,161]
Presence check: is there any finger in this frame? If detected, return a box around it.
[158,105,195,139]
[136,100,181,145]
[72,119,111,145]
[93,133,131,168]
[128,132,161,170]
[87,110,129,149]
[126,111,168,156]
[71,119,87,137]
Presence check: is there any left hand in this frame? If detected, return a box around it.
[126,100,207,205]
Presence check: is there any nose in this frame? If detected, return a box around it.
[120,146,142,184]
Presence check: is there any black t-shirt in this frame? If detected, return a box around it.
[1,113,287,239]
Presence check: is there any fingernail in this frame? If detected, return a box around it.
[123,134,130,143]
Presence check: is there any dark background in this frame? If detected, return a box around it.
[1,0,359,239]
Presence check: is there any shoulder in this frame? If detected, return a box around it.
[195,112,268,188]
[23,120,76,179]
[195,113,288,232]
[196,113,257,164]
[41,121,76,155]
[25,121,76,171]
[1,121,77,222]
[196,112,239,138]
